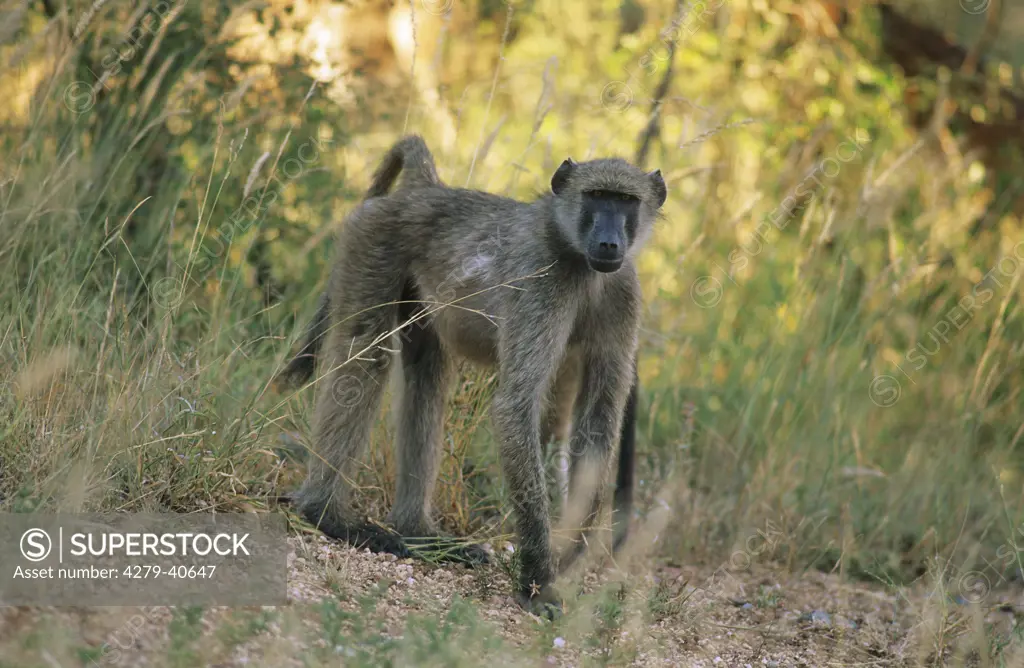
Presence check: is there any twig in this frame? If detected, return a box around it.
[635,0,686,168]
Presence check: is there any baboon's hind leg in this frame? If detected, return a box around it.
[296,223,408,556]
[298,323,406,555]
[386,283,488,565]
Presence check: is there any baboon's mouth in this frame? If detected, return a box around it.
[587,256,623,273]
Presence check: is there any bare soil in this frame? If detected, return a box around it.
[2,533,1021,667]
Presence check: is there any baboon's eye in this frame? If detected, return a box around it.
[619,193,630,201]
[592,190,605,198]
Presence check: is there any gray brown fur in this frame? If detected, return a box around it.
[278,137,442,386]
[292,136,665,617]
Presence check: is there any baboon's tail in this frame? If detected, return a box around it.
[279,136,441,386]
[366,135,442,197]
[278,292,329,385]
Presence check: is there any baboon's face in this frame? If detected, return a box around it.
[551,158,667,273]
[577,189,639,273]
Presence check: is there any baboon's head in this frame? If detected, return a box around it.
[550,157,666,273]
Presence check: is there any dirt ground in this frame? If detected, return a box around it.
[2,532,1022,667]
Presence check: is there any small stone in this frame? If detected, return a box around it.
[799,610,832,626]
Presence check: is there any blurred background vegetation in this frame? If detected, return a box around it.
[2,0,1024,591]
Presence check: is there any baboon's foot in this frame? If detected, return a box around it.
[404,536,490,567]
[300,503,410,558]
[514,584,563,620]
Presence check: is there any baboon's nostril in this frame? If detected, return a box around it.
[600,241,618,251]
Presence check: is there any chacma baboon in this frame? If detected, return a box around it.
[285,136,663,617]
[280,138,639,539]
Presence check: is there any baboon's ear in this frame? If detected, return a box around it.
[648,169,667,208]
[551,158,577,195]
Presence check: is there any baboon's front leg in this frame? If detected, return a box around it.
[541,351,581,509]
[560,348,635,570]
[492,315,571,619]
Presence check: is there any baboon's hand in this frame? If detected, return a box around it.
[515,585,563,620]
